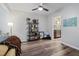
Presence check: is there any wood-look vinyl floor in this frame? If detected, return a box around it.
[21,39,79,56]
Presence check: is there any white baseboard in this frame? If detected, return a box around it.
[61,41,79,50]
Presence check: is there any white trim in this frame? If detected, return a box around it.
[61,41,79,50]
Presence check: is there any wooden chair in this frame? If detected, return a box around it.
[5,36,21,56]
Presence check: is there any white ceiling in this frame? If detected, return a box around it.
[4,3,70,15]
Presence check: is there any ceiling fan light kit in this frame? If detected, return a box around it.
[32,3,49,12]
[38,7,43,11]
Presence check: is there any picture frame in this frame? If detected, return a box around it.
[63,17,77,27]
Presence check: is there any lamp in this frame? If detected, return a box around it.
[8,22,13,36]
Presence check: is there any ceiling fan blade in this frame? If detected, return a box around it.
[43,8,49,11]
[32,8,38,11]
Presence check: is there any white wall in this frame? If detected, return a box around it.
[49,4,79,49]
[0,4,49,42]
[47,14,54,39]
[61,5,79,49]
[10,11,49,42]
[0,4,10,34]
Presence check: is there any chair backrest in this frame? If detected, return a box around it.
[6,36,21,55]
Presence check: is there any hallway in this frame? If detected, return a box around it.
[21,39,79,56]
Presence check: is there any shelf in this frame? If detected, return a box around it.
[27,19,40,41]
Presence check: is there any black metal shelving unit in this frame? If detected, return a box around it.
[27,18,40,41]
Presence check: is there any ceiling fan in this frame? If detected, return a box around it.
[32,3,49,12]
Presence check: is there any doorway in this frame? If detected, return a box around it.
[54,16,61,39]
